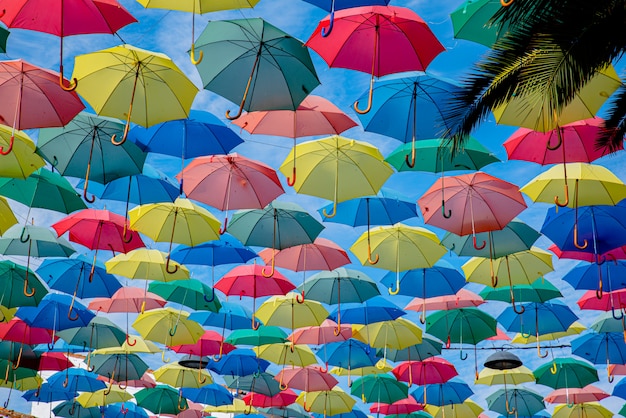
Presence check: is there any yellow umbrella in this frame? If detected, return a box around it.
[128,197,221,273]
[352,317,423,353]
[279,136,393,218]
[204,399,254,414]
[72,44,199,145]
[330,363,393,377]
[0,125,45,179]
[255,292,329,330]
[553,402,613,418]
[76,385,133,407]
[425,399,484,418]
[295,387,356,416]
[153,363,213,388]
[136,0,260,64]
[512,321,586,344]
[350,223,446,292]
[0,306,16,323]
[492,65,621,132]
[254,342,319,367]
[0,197,17,236]
[133,307,204,346]
[93,336,161,355]
[105,248,190,282]
[475,366,535,385]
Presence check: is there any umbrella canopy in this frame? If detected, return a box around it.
[486,387,546,417]
[480,277,562,303]
[105,248,190,282]
[411,379,473,406]
[379,262,466,299]
[545,385,609,404]
[352,317,423,350]
[148,279,221,311]
[90,352,150,382]
[553,402,613,418]
[0,260,48,308]
[194,17,320,118]
[224,372,281,397]
[255,293,329,329]
[534,357,599,389]
[132,307,204,346]
[225,326,287,347]
[56,316,126,350]
[87,287,166,313]
[16,293,94,333]
[38,256,121,299]
[426,307,498,346]
[135,384,188,415]
[497,301,579,338]
[153,363,213,389]
[351,374,408,404]
[276,366,339,392]
[392,357,458,386]
[450,0,510,47]
[295,388,356,416]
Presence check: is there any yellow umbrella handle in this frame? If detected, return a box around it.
[550,361,558,374]
[354,20,378,115]
[287,138,297,187]
[189,8,203,65]
[500,0,513,5]
[190,43,203,65]
[59,64,77,92]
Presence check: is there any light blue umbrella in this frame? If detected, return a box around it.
[104,402,149,418]
[181,384,234,406]
[571,332,626,379]
[410,379,473,406]
[329,295,405,325]
[380,262,466,299]
[189,301,254,330]
[47,368,106,392]
[16,293,95,335]
[497,301,579,340]
[22,383,77,403]
[206,348,270,377]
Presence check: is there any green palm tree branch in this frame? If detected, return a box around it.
[598,84,626,152]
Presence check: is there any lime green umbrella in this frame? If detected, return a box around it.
[534,357,599,389]
[480,277,562,303]
[135,384,188,415]
[350,374,408,404]
[148,279,221,312]
[225,326,287,347]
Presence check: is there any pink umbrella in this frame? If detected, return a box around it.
[88,287,166,313]
[258,238,351,303]
[544,385,609,404]
[275,365,338,391]
[288,319,351,345]
[549,243,626,262]
[177,153,284,233]
[0,59,85,154]
[405,289,484,324]
[391,357,458,386]
[243,389,298,408]
[169,330,236,357]
[370,397,424,415]
[232,95,357,185]
[486,327,512,342]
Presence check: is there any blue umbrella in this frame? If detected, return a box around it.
[563,260,626,302]
[52,400,101,418]
[380,262,466,300]
[189,301,254,330]
[206,348,270,377]
[16,293,95,336]
[318,339,380,371]
[486,387,545,417]
[37,255,121,299]
[47,368,106,392]
[22,383,77,403]
[571,332,626,378]
[355,72,462,167]
[181,384,234,406]
[104,402,148,418]
[99,164,179,204]
[129,110,244,191]
[224,371,281,397]
[541,202,626,256]
[612,376,626,400]
[497,301,578,344]
[301,1,391,37]
[329,295,405,325]
[410,379,473,406]
[312,411,369,418]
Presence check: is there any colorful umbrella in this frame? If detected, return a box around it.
[425,399,484,418]
[571,332,626,382]
[148,279,221,312]
[276,366,339,392]
[370,397,424,415]
[534,357,599,389]
[450,0,510,47]
[132,307,204,346]
[301,0,391,36]
[0,126,44,179]
[296,388,356,416]
[305,5,444,113]
[479,277,562,303]
[194,17,320,119]
[223,371,281,397]
[72,44,199,144]
[105,248,190,282]
[553,402,613,418]
[546,385,609,405]
[135,384,188,415]
[288,319,351,345]
[486,387,545,417]
[0,260,47,308]
[410,379,473,406]
[392,357,458,387]
[255,293,329,330]
[280,136,393,218]
[226,326,287,347]
[153,363,213,388]
[178,153,285,232]
[379,262,466,301]
[350,374,408,405]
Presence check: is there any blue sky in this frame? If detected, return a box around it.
[4,0,626,416]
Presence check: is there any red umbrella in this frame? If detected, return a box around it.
[0,318,55,368]
[36,352,73,372]
[549,243,626,262]
[370,397,424,415]
[258,238,351,302]
[232,95,358,185]
[0,59,85,154]
[215,263,295,329]
[169,330,236,357]
[544,384,609,404]
[243,389,298,408]
[418,172,527,246]
[391,357,458,386]
[288,319,351,345]
[577,289,626,311]
[305,5,444,113]
[177,153,284,233]
[0,0,137,90]
[275,365,338,392]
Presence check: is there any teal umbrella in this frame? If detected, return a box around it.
[350,374,408,405]
[52,400,101,418]
[90,353,150,383]
[377,335,444,362]
[534,357,599,389]
[135,384,188,415]
[148,279,222,312]
[57,317,126,350]
[193,18,320,119]
[479,277,563,303]
[228,201,324,277]
[450,0,511,47]
[0,168,86,214]
[486,387,545,417]
[0,260,47,308]
[590,311,626,333]
[225,326,287,347]
[36,112,146,202]
[224,372,281,397]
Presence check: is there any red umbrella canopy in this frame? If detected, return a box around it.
[288,319,352,345]
[169,330,236,357]
[544,385,610,404]
[391,357,458,386]
[243,388,298,407]
[52,208,144,253]
[418,172,527,237]
[0,317,54,345]
[370,397,424,415]
[275,365,339,391]
[215,263,295,299]
[258,238,351,272]
[232,95,358,138]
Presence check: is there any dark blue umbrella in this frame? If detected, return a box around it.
[541,201,626,256]
[181,384,234,406]
[16,293,95,335]
[37,255,121,299]
[206,348,270,377]
[189,301,254,330]
[318,339,380,371]
[301,0,391,37]
[22,383,77,403]
[380,262,466,299]
[47,368,106,392]
[410,379,473,405]
[104,402,148,418]
[329,295,405,325]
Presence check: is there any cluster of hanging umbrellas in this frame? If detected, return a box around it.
[0,0,624,417]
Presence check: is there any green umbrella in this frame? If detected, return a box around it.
[0,27,8,54]
[90,352,149,383]
[57,316,126,350]
[225,326,287,347]
[193,18,320,119]
[350,374,408,405]
[450,0,511,48]
[385,137,499,173]
[36,112,146,203]
[590,311,625,333]
[377,335,444,362]
[0,168,86,214]
[135,384,187,415]
[148,279,221,312]
[0,260,47,308]
[486,387,545,417]
[52,401,100,418]
[479,277,563,303]
[534,357,599,389]
[228,201,324,277]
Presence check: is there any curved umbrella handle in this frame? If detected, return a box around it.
[295,290,305,304]
[550,361,558,374]
[367,243,379,265]
[177,391,188,411]
[118,379,127,390]
[67,302,79,321]
[317,362,329,373]
[165,256,180,274]
[537,341,548,358]
[279,380,288,391]
[251,316,261,330]
[261,259,275,278]
[500,0,513,5]
[23,277,35,297]
[322,200,337,218]
[226,48,261,121]
[472,235,485,250]
[204,288,216,303]
[404,146,416,168]
[554,183,569,207]
[573,223,588,249]
[505,398,516,415]
[59,72,78,92]
[287,166,297,187]
[12,344,23,370]
[441,200,452,218]
[190,43,203,65]
[354,74,374,114]
[219,217,228,235]
[608,365,615,383]
[169,323,178,337]
[19,227,29,243]
[111,117,131,146]
[0,134,14,155]
[511,293,525,314]
[546,128,562,150]
[197,367,207,384]
[459,348,468,361]
[612,305,624,320]
[161,349,170,363]
[321,5,335,37]
[122,223,133,244]
[126,334,136,346]
[388,278,400,295]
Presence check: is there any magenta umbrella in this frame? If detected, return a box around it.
[391,357,458,386]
